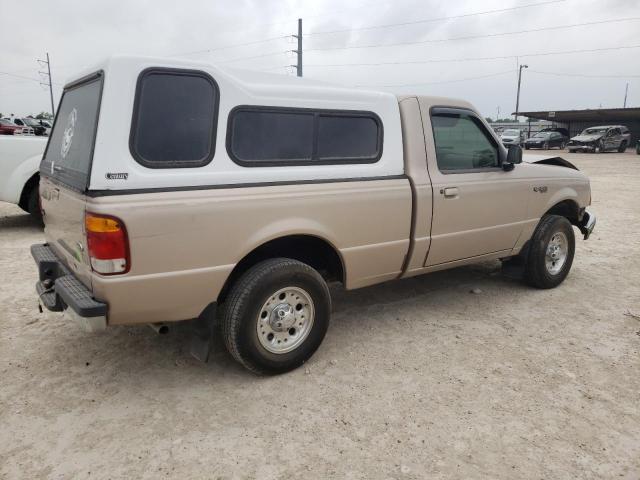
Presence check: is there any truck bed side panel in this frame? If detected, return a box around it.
[88,178,412,325]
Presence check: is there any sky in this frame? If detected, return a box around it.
[1,0,639,119]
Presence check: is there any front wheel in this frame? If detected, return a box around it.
[221,258,331,375]
[524,215,575,289]
[543,142,549,150]
[618,142,627,153]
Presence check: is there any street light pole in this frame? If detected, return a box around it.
[514,64,528,122]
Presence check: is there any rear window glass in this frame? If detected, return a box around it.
[41,73,103,190]
[130,69,219,168]
[227,107,382,166]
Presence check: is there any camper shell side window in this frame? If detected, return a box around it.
[226,106,383,167]
[129,68,220,169]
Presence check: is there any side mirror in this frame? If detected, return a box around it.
[504,145,523,170]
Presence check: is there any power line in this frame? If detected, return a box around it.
[355,70,515,88]
[169,35,288,58]
[0,71,44,83]
[306,17,640,52]
[306,44,640,67]
[306,0,566,36]
[217,51,286,64]
[529,70,640,79]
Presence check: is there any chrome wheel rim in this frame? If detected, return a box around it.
[256,287,314,354]
[545,231,568,275]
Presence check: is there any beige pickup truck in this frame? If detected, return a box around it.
[32,56,595,374]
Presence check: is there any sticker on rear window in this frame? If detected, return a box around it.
[61,108,77,159]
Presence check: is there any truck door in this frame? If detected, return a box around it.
[423,106,529,267]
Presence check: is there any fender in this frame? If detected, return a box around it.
[0,153,42,204]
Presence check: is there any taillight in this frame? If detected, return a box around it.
[85,212,130,275]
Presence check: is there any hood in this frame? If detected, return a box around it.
[571,134,602,142]
[501,135,519,140]
[523,154,578,170]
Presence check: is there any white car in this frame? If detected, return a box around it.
[0,136,47,219]
[500,129,524,147]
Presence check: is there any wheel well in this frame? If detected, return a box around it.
[545,199,580,225]
[217,235,344,303]
[18,173,39,211]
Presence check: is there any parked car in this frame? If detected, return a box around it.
[0,118,25,135]
[12,117,48,136]
[567,126,629,153]
[0,136,47,219]
[636,139,640,155]
[1,118,35,135]
[500,129,524,147]
[36,119,52,136]
[540,127,570,138]
[524,131,567,150]
[31,56,595,375]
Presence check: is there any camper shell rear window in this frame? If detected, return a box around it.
[40,71,104,191]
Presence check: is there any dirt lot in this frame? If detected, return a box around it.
[1,151,639,479]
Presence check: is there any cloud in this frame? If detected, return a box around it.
[1,0,638,117]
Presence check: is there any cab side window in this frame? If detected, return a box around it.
[431,109,499,172]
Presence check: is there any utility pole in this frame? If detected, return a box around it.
[514,63,528,122]
[290,18,303,77]
[623,82,629,108]
[37,53,55,117]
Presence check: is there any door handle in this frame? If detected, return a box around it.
[442,187,459,198]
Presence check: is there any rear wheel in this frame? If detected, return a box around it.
[524,215,575,289]
[221,258,331,375]
[618,141,627,153]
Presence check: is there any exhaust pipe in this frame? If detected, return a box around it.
[149,323,169,335]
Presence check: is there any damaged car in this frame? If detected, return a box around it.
[567,125,629,153]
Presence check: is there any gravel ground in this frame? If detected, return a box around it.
[1,152,639,480]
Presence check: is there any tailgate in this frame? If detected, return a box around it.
[40,176,93,288]
[39,72,103,290]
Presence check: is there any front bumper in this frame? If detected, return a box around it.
[31,243,107,331]
[568,144,596,152]
[578,211,596,240]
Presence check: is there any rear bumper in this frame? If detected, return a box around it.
[31,243,108,331]
[578,210,596,240]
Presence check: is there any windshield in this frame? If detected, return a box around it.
[23,118,39,126]
[0,119,15,126]
[533,132,551,138]
[583,127,608,135]
[503,129,520,135]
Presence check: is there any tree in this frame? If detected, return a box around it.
[485,117,494,123]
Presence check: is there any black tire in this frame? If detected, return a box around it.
[560,141,566,149]
[524,215,575,289]
[27,186,42,222]
[221,258,331,375]
[636,144,640,155]
[618,141,627,153]
[525,145,530,150]
[543,142,549,150]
